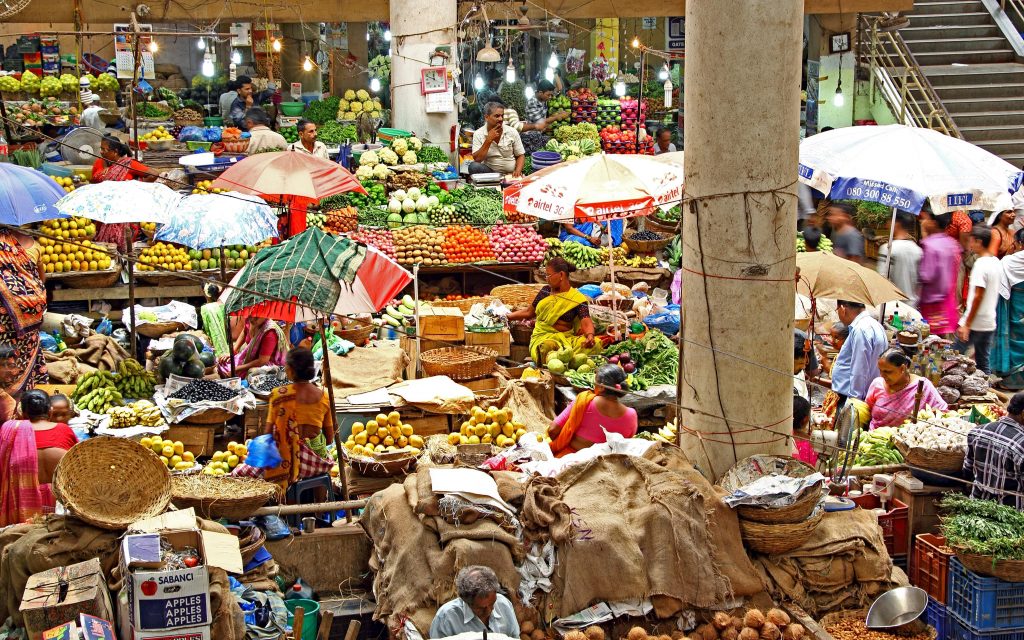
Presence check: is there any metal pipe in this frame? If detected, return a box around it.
[253,499,367,516]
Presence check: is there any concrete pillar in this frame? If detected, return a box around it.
[390,0,457,143]
[679,0,803,479]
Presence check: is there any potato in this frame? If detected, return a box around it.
[765,610,790,628]
[743,610,765,630]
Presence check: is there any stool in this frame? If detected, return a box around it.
[285,474,335,527]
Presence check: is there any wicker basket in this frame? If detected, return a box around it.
[894,440,966,474]
[719,454,824,524]
[170,475,280,521]
[955,551,1024,583]
[174,117,203,128]
[180,407,235,425]
[510,322,534,345]
[491,284,543,309]
[134,272,199,287]
[820,609,936,640]
[48,267,122,289]
[646,216,679,234]
[53,436,171,530]
[623,233,672,253]
[237,524,267,564]
[336,323,374,346]
[348,451,418,478]
[738,507,824,554]
[433,296,497,313]
[137,321,186,339]
[421,346,498,381]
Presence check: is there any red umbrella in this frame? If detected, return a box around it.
[212,151,367,237]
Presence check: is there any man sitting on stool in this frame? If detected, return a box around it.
[430,565,520,638]
[469,102,525,178]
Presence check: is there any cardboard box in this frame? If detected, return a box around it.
[419,306,465,341]
[20,558,114,640]
[117,590,210,640]
[465,329,511,357]
[122,534,162,569]
[44,613,116,640]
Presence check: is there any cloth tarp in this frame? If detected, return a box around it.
[328,344,409,399]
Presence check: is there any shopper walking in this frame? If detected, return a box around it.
[957,225,1001,374]
[918,209,962,337]
[826,202,864,264]
[993,229,1024,389]
[876,211,922,307]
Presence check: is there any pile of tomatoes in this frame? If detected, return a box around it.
[442,225,495,263]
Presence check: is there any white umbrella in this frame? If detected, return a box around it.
[799,125,1023,215]
[54,181,181,223]
[155,191,279,249]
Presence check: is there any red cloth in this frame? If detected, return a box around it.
[257,330,280,359]
[91,157,151,183]
[946,211,973,240]
[32,423,77,450]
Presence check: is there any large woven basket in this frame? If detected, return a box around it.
[336,323,374,346]
[53,436,171,530]
[348,451,418,478]
[170,475,280,521]
[421,346,498,381]
[491,284,543,309]
[433,296,497,313]
[955,551,1024,582]
[137,321,186,339]
[510,322,534,345]
[720,454,824,524]
[646,216,679,234]
[48,267,122,289]
[738,507,824,554]
[895,440,966,474]
[623,233,672,253]
[820,609,936,640]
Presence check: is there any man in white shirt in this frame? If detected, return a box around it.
[877,211,923,308]
[242,108,288,155]
[470,102,524,177]
[429,566,519,639]
[289,119,330,159]
[957,225,1001,374]
[654,127,677,154]
[219,80,238,126]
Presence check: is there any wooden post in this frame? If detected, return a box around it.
[316,611,335,640]
[911,379,925,422]
[129,14,143,159]
[292,606,304,640]
[320,323,352,522]
[125,227,138,358]
[219,245,237,377]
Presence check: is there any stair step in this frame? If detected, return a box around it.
[909,12,994,27]
[947,110,1024,127]
[911,0,985,13]
[960,124,1024,139]
[932,82,1024,99]
[972,138,1024,148]
[943,96,1024,113]
[899,25,1003,39]
[903,50,1018,64]
[922,63,1024,86]
[903,37,1012,52]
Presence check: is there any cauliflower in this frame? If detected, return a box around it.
[359,150,379,167]
[355,165,374,180]
[344,90,356,101]
[351,102,363,112]
[407,137,423,152]
[362,100,374,112]
[402,151,418,165]
[392,138,408,156]
[379,148,399,166]
[342,112,356,121]
[338,99,350,112]
[373,100,383,111]
[372,164,392,180]
[356,89,370,102]
[370,111,381,119]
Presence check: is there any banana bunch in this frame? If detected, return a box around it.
[623,255,658,267]
[78,387,124,414]
[72,370,118,402]
[599,246,627,263]
[131,400,165,427]
[653,420,678,443]
[107,406,136,428]
[115,358,155,399]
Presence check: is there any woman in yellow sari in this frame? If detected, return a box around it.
[508,257,597,364]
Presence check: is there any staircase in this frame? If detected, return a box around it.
[877,0,1024,166]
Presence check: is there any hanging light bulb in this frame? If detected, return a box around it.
[202,53,215,77]
[548,51,558,68]
[833,78,845,107]
[525,85,535,100]
[370,77,381,93]
[148,40,158,53]
[197,37,206,50]
[271,37,282,52]
[544,66,554,82]
[231,49,241,65]
[303,56,313,72]
[505,62,516,83]
[474,74,484,91]
[631,36,640,48]
[384,29,392,41]
[614,80,626,97]
[658,64,668,81]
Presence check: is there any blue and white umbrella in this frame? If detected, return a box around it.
[799,125,1023,215]
[155,191,279,249]
[55,181,180,223]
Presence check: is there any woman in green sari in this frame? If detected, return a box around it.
[200,284,230,358]
[508,257,598,364]
[993,228,1024,390]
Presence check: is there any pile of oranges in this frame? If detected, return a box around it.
[442,225,495,263]
[39,216,97,241]
[137,242,193,272]
[38,236,112,274]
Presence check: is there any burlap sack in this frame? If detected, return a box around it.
[328,344,409,399]
[479,377,555,434]
[42,351,97,384]
[66,334,129,371]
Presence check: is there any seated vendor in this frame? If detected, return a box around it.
[792,394,817,467]
[559,219,624,248]
[864,348,947,429]
[964,391,1024,508]
[506,257,597,365]
[430,566,520,639]
[549,364,638,457]
[217,316,287,378]
[469,102,525,177]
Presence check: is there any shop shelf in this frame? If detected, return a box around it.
[925,597,947,640]
[911,533,955,604]
[948,557,1024,631]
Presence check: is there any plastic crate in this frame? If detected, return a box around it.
[925,597,947,640]
[948,612,1024,640]
[948,557,1024,631]
[912,533,955,604]
[850,493,910,555]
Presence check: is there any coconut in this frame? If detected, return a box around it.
[627,627,648,640]
[565,631,587,640]
[522,623,536,635]
[712,613,732,630]
[670,632,687,640]
[743,610,765,630]
[781,624,804,640]
[730,618,744,631]
[738,629,759,640]
[695,624,716,640]
[759,622,780,640]
[720,629,739,640]
[532,630,546,640]
[584,627,605,640]
[765,610,790,628]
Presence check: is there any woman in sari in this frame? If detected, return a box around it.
[549,365,637,457]
[91,135,157,251]
[200,284,230,357]
[217,316,287,378]
[0,391,78,526]
[507,257,597,364]
[992,229,1024,390]
[864,349,947,429]
[234,347,333,489]
[0,230,47,398]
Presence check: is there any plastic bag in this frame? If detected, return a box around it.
[644,310,680,336]
[96,317,113,336]
[578,284,602,299]
[246,434,283,469]
[203,127,222,142]
[178,126,205,142]
[671,269,682,304]
[40,332,61,353]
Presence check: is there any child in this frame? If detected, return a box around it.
[49,393,75,423]
[793,394,818,466]
[957,224,1001,374]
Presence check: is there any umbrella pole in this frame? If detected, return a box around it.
[125,227,138,358]
[413,263,421,378]
[879,206,897,325]
[606,228,621,335]
[220,245,237,378]
[320,322,351,523]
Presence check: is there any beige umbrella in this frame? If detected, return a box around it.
[796,251,907,306]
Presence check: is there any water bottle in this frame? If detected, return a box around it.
[284,578,314,601]
[891,311,903,331]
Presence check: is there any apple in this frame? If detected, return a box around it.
[140,579,158,596]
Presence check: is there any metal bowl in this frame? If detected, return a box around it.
[866,586,928,630]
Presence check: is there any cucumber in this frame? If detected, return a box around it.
[402,294,415,308]
[385,306,405,321]
[384,315,401,327]
[398,304,415,316]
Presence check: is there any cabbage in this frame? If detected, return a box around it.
[415,197,430,212]
[402,151,418,165]
[359,151,379,166]
[427,195,439,207]
[393,189,407,201]
[388,199,402,213]
[407,187,421,200]
[402,198,416,213]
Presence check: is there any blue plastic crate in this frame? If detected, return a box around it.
[948,612,1024,640]
[926,597,948,640]
[948,557,1024,631]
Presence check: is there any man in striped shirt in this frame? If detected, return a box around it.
[964,392,1024,509]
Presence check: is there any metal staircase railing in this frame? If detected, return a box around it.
[856,15,963,139]
[1000,0,1024,43]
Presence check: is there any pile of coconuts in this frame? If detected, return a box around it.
[685,610,805,640]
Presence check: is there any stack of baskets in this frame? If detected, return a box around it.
[432,296,497,313]
[719,455,827,555]
[623,232,673,254]
[491,284,543,309]
[421,346,498,381]
[170,475,281,520]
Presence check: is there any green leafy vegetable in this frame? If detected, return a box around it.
[940,494,1024,560]
[303,96,341,125]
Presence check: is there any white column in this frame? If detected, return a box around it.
[679,0,803,479]
[390,0,457,143]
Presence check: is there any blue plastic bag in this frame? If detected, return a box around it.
[178,126,205,142]
[645,310,680,336]
[96,317,113,336]
[578,284,602,299]
[40,332,60,352]
[203,127,222,142]
[246,434,283,469]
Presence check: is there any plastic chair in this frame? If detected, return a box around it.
[284,475,335,527]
